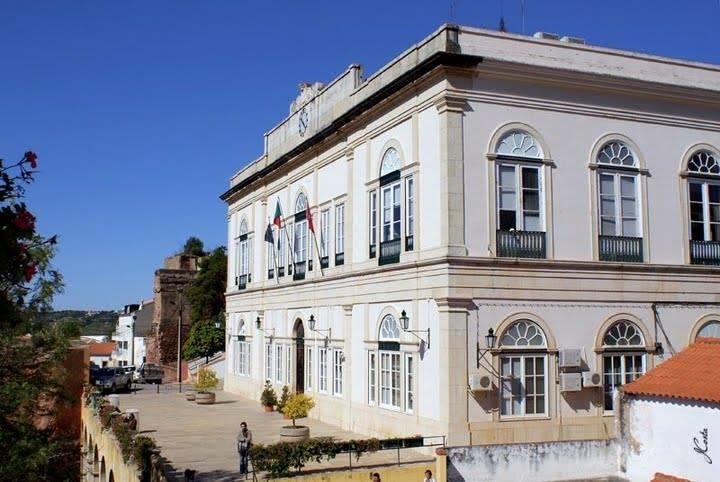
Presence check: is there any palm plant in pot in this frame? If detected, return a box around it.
[279,393,315,441]
[260,380,278,412]
[194,367,219,405]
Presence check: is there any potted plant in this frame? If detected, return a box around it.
[279,393,315,441]
[260,380,277,412]
[194,367,219,405]
[277,385,291,418]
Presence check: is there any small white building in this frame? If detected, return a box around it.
[621,337,720,482]
[111,300,154,367]
[89,342,115,368]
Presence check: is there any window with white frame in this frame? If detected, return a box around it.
[687,150,720,245]
[320,209,330,259]
[596,142,641,238]
[499,320,548,417]
[265,343,273,381]
[305,346,313,391]
[405,353,414,413]
[333,349,343,396]
[335,204,344,256]
[235,320,251,376]
[267,232,275,279]
[379,314,402,410]
[294,193,309,265]
[405,176,414,250]
[278,227,287,276]
[369,191,378,257]
[275,344,283,384]
[368,351,376,405]
[495,131,544,233]
[381,183,401,241]
[602,320,646,411]
[697,320,720,339]
[319,347,328,393]
[286,345,292,385]
[237,219,250,286]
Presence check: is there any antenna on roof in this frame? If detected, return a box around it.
[520,0,526,34]
[498,0,506,32]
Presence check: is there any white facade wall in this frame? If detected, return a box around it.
[624,397,719,482]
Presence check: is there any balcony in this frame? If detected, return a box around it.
[237,274,248,290]
[496,230,546,259]
[267,268,274,280]
[379,238,401,265]
[690,240,720,265]
[599,235,643,263]
[405,235,414,252]
[335,252,345,266]
[369,244,377,259]
[293,261,306,280]
[278,266,285,277]
[320,256,329,269]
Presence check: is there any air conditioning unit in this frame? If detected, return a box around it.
[560,372,582,392]
[582,371,603,388]
[558,348,582,369]
[469,373,493,392]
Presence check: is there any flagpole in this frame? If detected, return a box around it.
[311,229,323,276]
[270,218,280,285]
[282,216,296,272]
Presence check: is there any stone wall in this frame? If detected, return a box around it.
[446,439,619,482]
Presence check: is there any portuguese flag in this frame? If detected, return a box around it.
[273,200,283,229]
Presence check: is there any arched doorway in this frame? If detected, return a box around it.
[294,319,305,393]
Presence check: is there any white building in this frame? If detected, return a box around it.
[221,25,720,445]
[111,300,154,367]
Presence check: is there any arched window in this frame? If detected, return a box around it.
[379,314,400,340]
[601,320,646,411]
[494,130,546,258]
[594,140,643,262]
[235,319,250,377]
[293,192,310,275]
[236,217,251,288]
[376,314,402,410]
[498,319,547,417]
[697,320,720,339]
[379,148,401,177]
[686,148,720,264]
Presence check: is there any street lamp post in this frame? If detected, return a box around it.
[177,287,185,392]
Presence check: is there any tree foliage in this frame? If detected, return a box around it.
[0,151,76,480]
[182,314,225,360]
[185,246,227,325]
[182,236,206,256]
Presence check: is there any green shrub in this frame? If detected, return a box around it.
[260,380,277,407]
[282,393,315,427]
[277,385,291,413]
[194,367,219,393]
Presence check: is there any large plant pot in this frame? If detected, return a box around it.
[185,391,196,401]
[280,425,310,442]
[195,392,216,405]
[263,405,274,412]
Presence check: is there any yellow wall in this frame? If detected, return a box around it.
[271,458,446,482]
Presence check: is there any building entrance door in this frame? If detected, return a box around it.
[294,319,305,393]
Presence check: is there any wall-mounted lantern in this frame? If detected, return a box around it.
[399,310,430,349]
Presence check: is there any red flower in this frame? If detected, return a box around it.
[24,151,38,169]
[24,264,37,282]
[13,209,35,231]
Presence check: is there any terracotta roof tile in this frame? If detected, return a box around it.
[624,337,720,404]
[651,472,690,482]
[88,341,116,356]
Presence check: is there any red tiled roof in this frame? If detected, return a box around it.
[88,341,115,356]
[651,473,690,482]
[624,337,720,404]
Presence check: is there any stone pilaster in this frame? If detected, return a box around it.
[435,96,468,256]
[436,298,472,446]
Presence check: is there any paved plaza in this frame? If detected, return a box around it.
[117,385,433,481]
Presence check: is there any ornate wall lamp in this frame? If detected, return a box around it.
[308,314,331,347]
[399,310,430,349]
[254,316,274,341]
[476,327,501,376]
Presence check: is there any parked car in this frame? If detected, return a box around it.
[93,367,133,393]
[134,363,164,384]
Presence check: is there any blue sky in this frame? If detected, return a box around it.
[2,1,719,310]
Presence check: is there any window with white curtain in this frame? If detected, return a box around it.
[368,351,376,405]
[697,320,720,339]
[333,349,343,396]
[369,191,378,255]
[405,176,414,250]
[319,347,328,393]
[335,204,345,255]
[499,319,548,417]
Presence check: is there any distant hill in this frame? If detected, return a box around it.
[38,310,119,336]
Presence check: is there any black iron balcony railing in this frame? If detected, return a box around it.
[599,235,643,263]
[320,256,329,269]
[267,268,274,280]
[496,230,546,259]
[379,238,401,265]
[278,266,285,277]
[335,252,345,266]
[369,244,377,259]
[690,240,720,265]
[237,274,248,290]
[405,235,414,252]
[293,261,306,280]
[308,258,313,271]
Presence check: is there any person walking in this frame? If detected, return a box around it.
[236,421,253,474]
[423,469,437,482]
[371,473,381,482]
